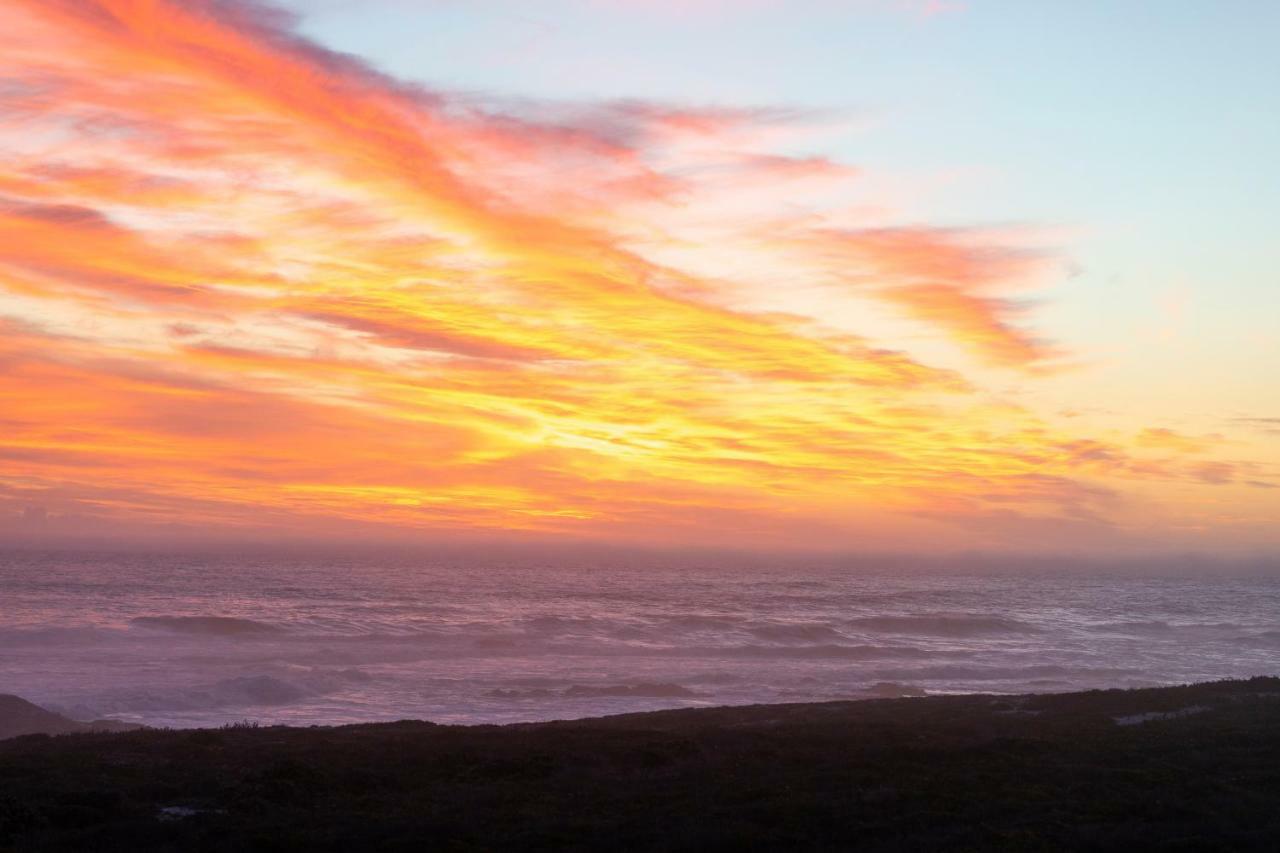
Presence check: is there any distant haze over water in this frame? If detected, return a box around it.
[1,552,1277,728]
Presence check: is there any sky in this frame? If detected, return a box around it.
[0,0,1276,554]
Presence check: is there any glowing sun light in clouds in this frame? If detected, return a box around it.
[0,0,1273,552]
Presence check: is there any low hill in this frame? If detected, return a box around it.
[0,696,141,741]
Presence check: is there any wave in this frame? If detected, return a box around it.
[868,663,1142,682]
[864,682,928,698]
[1228,630,1280,647]
[564,682,700,699]
[57,668,371,716]
[847,615,1037,636]
[214,674,311,705]
[487,682,699,700]
[716,643,934,660]
[0,626,123,646]
[519,615,655,642]
[130,616,282,636]
[663,615,740,630]
[1096,620,1246,636]
[748,623,847,643]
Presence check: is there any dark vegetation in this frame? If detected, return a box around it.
[2,678,1279,851]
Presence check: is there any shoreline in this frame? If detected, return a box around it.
[2,674,1257,737]
[2,674,1277,737]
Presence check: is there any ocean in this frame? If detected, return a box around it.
[1,551,1277,728]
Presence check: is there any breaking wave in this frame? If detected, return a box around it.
[130,616,283,636]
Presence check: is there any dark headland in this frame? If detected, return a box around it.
[2,678,1278,851]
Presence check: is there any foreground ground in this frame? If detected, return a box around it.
[1,677,1278,851]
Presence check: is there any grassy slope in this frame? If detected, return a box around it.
[1,677,1278,851]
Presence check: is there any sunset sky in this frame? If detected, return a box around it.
[1,0,1276,553]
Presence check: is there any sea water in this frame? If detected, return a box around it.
[1,551,1276,727]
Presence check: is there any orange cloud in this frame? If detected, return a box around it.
[0,0,1266,552]
[1135,428,1217,455]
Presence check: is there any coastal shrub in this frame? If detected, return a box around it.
[0,795,45,843]
[0,679,1277,851]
